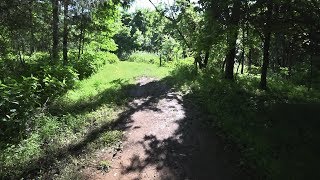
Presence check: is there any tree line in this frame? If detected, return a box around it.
[145,0,320,89]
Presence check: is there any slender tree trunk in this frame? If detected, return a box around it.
[248,48,252,71]
[52,0,59,63]
[78,30,83,60]
[195,54,203,69]
[260,1,273,90]
[29,1,35,54]
[78,8,84,60]
[260,33,271,89]
[241,28,245,74]
[309,56,313,90]
[224,1,241,80]
[203,50,210,68]
[222,59,226,72]
[81,29,85,54]
[63,0,69,65]
[241,51,244,74]
[236,60,241,74]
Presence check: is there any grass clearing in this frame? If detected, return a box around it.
[60,61,169,105]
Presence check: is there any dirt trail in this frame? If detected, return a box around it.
[84,77,248,180]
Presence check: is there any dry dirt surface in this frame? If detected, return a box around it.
[83,77,250,180]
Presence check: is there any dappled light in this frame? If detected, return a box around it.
[1,0,320,179]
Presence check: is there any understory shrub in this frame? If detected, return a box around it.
[127,51,159,64]
[70,51,119,79]
[0,54,79,142]
[0,76,40,140]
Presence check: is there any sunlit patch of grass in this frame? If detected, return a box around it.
[62,61,170,104]
[99,130,123,147]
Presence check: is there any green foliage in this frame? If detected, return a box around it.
[71,51,120,80]
[97,160,111,172]
[0,54,80,142]
[0,133,42,177]
[161,35,183,62]
[38,65,78,98]
[60,61,170,105]
[127,51,159,64]
[169,62,320,179]
[99,130,123,146]
[0,76,40,139]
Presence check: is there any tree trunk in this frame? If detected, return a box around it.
[81,29,85,54]
[241,50,244,74]
[248,48,252,71]
[260,33,271,89]
[29,0,35,54]
[78,7,84,60]
[203,50,210,68]
[260,1,273,90]
[236,60,241,74]
[222,59,226,72]
[241,28,245,74]
[195,54,203,69]
[224,1,241,80]
[52,0,59,63]
[78,29,83,60]
[63,0,69,65]
[309,56,313,90]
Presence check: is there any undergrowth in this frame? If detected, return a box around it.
[169,62,320,180]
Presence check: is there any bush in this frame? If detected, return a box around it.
[127,51,159,64]
[0,54,79,142]
[0,76,40,139]
[28,60,79,100]
[70,51,119,80]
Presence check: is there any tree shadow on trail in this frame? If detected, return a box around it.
[115,89,251,180]
[16,75,250,179]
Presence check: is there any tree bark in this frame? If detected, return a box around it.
[29,0,35,54]
[224,1,241,80]
[63,0,69,65]
[248,48,252,71]
[241,49,245,74]
[260,1,273,90]
[52,0,59,63]
[77,7,84,60]
[203,50,210,68]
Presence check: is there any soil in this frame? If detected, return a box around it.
[83,77,249,180]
